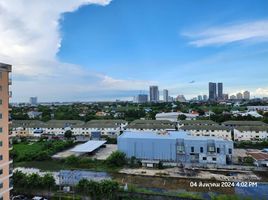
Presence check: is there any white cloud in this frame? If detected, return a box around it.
[183,20,268,47]
[254,88,268,97]
[0,0,153,102]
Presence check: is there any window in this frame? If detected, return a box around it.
[203,157,207,160]
[208,146,215,152]
[177,145,185,153]
[0,182,2,189]
[0,128,2,133]
[191,147,194,153]
[200,147,203,153]
[0,155,2,161]
[0,100,2,105]
[0,169,2,175]
[229,148,232,154]
[217,148,220,153]
[0,113,2,119]
[212,157,217,161]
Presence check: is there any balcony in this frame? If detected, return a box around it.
[8,78,12,85]
[9,91,12,98]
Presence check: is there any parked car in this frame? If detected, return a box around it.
[32,197,47,200]
[12,195,28,200]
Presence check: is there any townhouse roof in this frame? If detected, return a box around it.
[235,126,268,132]
[222,120,267,126]
[247,152,268,161]
[178,120,218,126]
[82,120,127,128]
[180,125,231,131]
[44,120,85,128]
[11,120,46,128]
[126,119,176,130]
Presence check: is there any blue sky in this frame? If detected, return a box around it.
[58,0,268,100]
[1,0,268,102]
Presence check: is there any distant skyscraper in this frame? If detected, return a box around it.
[230,95,236,100]
[137,94,148,103]
[223,93,229,100]
[243,91,250,100]
[163,89,168,102]
[209,82,217,100]
[203,95,208,101]
[197,95,202,101]
[30,96,38,105]
[217,83,223,100]
[236,92,243,99]
[149,86,159,102]
[176,95,187,102]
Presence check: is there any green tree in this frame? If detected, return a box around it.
[64,130,73,140]
[177,114,186,120]
[106,151,126,167]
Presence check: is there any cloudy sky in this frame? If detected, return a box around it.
[1,0,268,102]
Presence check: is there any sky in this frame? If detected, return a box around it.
[0,0,268,102]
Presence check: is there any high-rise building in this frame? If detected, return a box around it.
[149,86,159,102]
[0,63,12,199]
[176,95,187,102]
[203,95,208,101]
[223,94,229,100]
[197,95,202,101]
[243,91,250,100]
[137,94,148,103]
[217,83,223,100]
[209,82,217,100]
[163,89,168,102]
[30,96,38,105]
[236,92,243,99]
[230,95,236,100]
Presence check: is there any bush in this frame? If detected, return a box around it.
[106,151,126,167]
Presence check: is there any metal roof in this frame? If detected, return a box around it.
[70,140,106,153]
[119,131,230,141]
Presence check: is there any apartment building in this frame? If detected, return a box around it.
[234,126,268,141]
[0,63,12,199]
[179,125,232,140]
[11,119,128,137]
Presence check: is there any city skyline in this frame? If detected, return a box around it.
[0,0,268,102]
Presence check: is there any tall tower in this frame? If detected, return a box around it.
[243,91,250,100]
[208,82,217,101]
[0,63,12,199]
[149,86,159,103]
[217,83,223,100]
[163,89,168,102]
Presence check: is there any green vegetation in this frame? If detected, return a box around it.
[76,179,119,200]
[13,170,56,193]
[209,193,252,200]
[235,140,268,149]
[11,140,75,162]
[126,184,203,200]
[64,130,74,140]
[106,151,127,167]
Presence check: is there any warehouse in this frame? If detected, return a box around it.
[118,131,233,166]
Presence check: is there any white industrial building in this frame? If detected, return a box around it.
[156,112,199,122]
